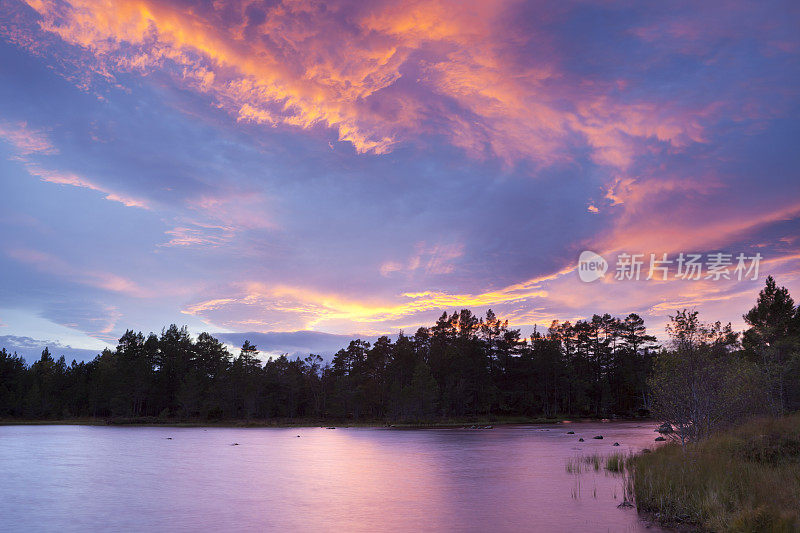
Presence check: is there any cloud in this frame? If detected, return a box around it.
[182,265,569,332]
[159,191,276,247]
[0,118,150,209]
[0,120,57,156]
[380,242,464,277]
[4,0,723,169]
[0,0,798,347]
[6,247,147,297]
[25,164,149,208]
[161,223,235,248]
[39,301,123,342]
[0,334,100,363]
[598,196,800,257]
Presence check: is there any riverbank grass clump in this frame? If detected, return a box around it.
[565,452,627,474]
[630,413,800,531]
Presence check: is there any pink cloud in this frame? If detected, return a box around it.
[24,164,149,209]
[0,118,149,209]
[595,176,800,257]
[5,0,719,170]
[381,242,464,277]
[0,120,57,156]
[161,223,235,248]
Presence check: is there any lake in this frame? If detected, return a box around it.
[0,421,665,532]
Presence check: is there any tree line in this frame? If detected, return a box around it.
[1,276,798,424]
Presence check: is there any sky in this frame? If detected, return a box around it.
[1,0,799,362]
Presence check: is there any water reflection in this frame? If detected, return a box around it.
[0,422,664,532]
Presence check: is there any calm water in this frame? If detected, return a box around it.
[0,421,665,532]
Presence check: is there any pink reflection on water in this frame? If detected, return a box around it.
[0,422,665,531]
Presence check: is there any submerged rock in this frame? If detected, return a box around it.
[593,435,604,440]
[613,442,620,446]
[567,431,574,434]
[578,438,584,442]
[655,436,666,442]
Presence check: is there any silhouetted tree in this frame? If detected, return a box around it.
[650,310,765,444]
[0,348,26,416]
[743,276,800,413]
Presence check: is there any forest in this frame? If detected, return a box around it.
[1,276,798,423]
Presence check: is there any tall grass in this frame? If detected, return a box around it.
[605,453,625,473]
[565,452,627,474]
[629,413,800,532]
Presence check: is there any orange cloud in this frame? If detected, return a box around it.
[182,263,573,332]
[182,280,549,331]
[10,0,710,168]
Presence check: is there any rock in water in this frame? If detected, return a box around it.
[593,435,603,440]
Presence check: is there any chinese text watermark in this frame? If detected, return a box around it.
[577,251,762,282]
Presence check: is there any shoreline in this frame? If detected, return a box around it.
[0,416,654,429]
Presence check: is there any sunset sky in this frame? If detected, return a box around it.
[1,0,799,361]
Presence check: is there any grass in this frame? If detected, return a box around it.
[565,451,634,504]
[605,453,625,473]
[565,452,627,474]
[629,413,800,532]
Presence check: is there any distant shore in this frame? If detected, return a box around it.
[0,415,652,429]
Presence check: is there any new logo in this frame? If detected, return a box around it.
[578,251,607,282]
